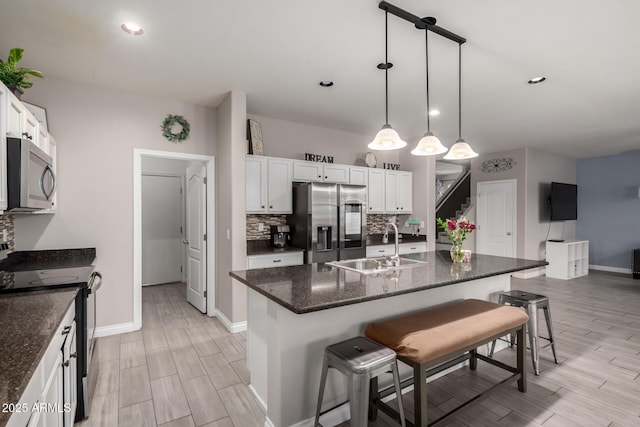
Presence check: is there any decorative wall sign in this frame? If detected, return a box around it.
[161,114,190,142]
[479,157,517,173]
[383,163,400,170]
[247,119,264,155]
[304,153,334,163]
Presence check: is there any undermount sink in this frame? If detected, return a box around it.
[327,257,427,274]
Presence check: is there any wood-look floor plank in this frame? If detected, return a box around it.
[201,418,234,427]
[217,384,266,427]
[119,400,157,427]
[97,335,121,362]
[164,327,193,350]
[172,347,206,381]
[143,328,169,351]
[213,336,245,363]
[201,353,241,390]
[182,375,228,425]
[120,340,147,369]
[189,333,221,357]
[147,347,178,380]
[119,365,152,408]
[150,374,191,425]
[95,359,120,396]
[80,392,119,427]
[159,416,196,427]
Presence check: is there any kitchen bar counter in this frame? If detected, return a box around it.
[231,251,546,314]
[230,251,546,426]
[0,289,77,426]
[0,248,96,272]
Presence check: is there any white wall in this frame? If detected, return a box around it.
[14,77,216,329]
[216,91,247,324]
[248,114,401,166]
[524,148,576,260]
[399,152,435,250]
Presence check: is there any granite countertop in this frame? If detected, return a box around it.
[367,233,427,245]
[0,289,77,426]
[0,248,96,272]
[230,251,547,314]
[247,240,305,256]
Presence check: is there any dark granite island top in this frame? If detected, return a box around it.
[230,251,547,314]
[0,289,77,426]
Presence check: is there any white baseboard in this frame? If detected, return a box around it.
[249,384,267,412]
[589,264,632,274]
[94,322,136,337]
[512,266,546,279]
[215,309,247,333]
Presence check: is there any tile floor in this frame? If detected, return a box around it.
[81,271,640,426]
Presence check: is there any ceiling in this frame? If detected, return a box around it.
[1,0,639,159]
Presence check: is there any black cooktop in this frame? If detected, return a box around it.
[0,248,96,293]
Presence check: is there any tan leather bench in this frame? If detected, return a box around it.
[365,299,529,427]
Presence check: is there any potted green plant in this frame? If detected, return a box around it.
[0,48,44,99]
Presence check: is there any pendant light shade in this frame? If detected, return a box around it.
[411,23,446,157]
[443,43,478,160]
[369,124,407,150]
[369,11,406,151]
[443,138,478,159]
[411,132,447,155]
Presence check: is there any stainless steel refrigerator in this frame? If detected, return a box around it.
[287,182,367,263]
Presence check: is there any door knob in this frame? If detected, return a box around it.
[183,240,189,244]
[506,232,512,236]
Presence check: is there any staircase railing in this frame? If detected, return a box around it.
[436,171,471,221]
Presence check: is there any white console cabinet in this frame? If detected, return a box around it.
[545,240,589,279]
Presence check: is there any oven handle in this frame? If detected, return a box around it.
[88,271,102,294]
[40,164,57,201]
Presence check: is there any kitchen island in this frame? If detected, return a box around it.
[230,251,546,427]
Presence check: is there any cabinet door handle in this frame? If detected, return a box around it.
[325,176,328,179]
[401,207,404,210]
[261,205,264,208]
[62,360,70,367]
[370,207,373,210]
[410,247,416,250]
[70,352,77,358]
[507,232,512,236]
[269,206,273,209]
[61,326,71,335]
[318,175,322,178]
[378,250,385,253]
[273,259,282,263]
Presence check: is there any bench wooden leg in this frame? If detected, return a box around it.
[413,363,428,427]
[517,325,527,393]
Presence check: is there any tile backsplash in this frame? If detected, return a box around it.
[246,214,288,240]
[247,213,398,240]
[0,214,15,251]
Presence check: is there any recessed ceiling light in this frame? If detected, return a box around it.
[121,23,144,35]
[429,109,440,116]
[319,81,334,87]
[528,76,546,84]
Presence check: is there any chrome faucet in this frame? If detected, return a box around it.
[385,222,400,266]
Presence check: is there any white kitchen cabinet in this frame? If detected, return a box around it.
[23,110,39,146]
[293,160,323,182]
[6,89,25,138]
[367,241,427,258]
[322,164,349,184]
[399,241,427,255]
[37,123,49,153]
[293,161,351,184]
[247,251,304,269]
[267,158,293,213]
[546,240,589,279]
[385,171,412,214]
[246,156,293,214]
[349,167,368,186]
[9,303,75,427]
[367,169,386,214]
[0,84,7,211]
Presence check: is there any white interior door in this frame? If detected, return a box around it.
[186,163,207,312]
[477,180,516,257]
[142,175,183,285]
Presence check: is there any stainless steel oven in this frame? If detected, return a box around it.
[80,272,101,420]
[6,137,56,212]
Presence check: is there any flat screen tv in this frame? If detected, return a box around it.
[549,182,577,221]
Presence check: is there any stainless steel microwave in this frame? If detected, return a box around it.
[6,137,56,212]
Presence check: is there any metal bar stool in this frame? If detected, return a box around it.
[489,290,559,375]
[314,336,406,427]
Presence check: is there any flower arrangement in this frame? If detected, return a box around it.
[437,217,476,263]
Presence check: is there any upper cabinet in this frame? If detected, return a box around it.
[246,156,293,214]
[386,171,412,214]
[2,81,59,214]
[349,167,368,186]
[367,169,386,214]
[292,161,350,184]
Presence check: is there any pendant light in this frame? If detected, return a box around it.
[444,43,478,160]
[368,11,407,151]
[411,25,448,156]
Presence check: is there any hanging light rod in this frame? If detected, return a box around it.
[378,1,466,45]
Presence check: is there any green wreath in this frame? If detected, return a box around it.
[161,114,190,142]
